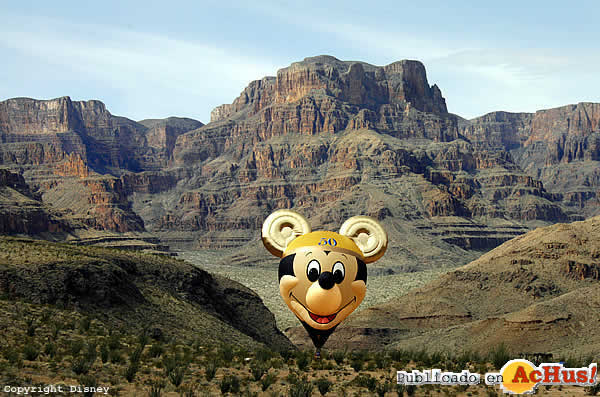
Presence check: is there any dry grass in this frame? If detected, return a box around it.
[179,250,448,331]
[0,302,591,397]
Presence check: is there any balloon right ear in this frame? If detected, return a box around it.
[339,216,387,263]
[262,210,311,257]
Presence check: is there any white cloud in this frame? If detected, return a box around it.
[428,48,600,118]
[1,10,598,121]
[249,1,473,62]
[0,15,281,120]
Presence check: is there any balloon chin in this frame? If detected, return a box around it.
[285,280,366,331]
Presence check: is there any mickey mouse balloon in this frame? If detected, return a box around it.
[262,210,387,350]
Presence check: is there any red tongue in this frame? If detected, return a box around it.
[309,312,337,324]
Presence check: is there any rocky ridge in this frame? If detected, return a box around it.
[0,56,599,271]
[0,236,292,350]
[0,97,201,246]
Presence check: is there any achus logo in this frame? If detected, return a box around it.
[485,359,597,394]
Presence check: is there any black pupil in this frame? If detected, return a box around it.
[333,269,344,283]
[308,268,319,282]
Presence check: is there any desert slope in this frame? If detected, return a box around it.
[287,215,600,357]
[0,237,292,351]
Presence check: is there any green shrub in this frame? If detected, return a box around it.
[350,357,363,372]
[44,342,57,358]
[289,376,313,397]
[109,350,124,364]
[255,347,274,363]
[390,349,410,364]
[279,348,295,363]
[72,357,91,375]
[354,374,377,392]
[3,348,20,364]
[396,383,405,396]
[51,322,62,340]
[168,364,188,387]
[147,379,165,397]
[250,362,267,381]
[485,387,499,397]
[69,339,85,356]
[489,343,510,370]
[315,377,332,395]
[562,356,583,368]
[204,361,217,381]
[376,380,392,397]
[296,352,311,371]
[429,351,444,367]
[413,349,429,365]
[138,330,149,348]
[218,344,235,364]
[162,353,188,387]
[375,352,390,369]
[260,372,277,391]
[85,343,97,364]
[269,357,284,369]
[26,318,36,337]
[79,317,92,333]
[332,350,345,366]
[78,375,97,397]
[22,343,39,361]
[107,333,121,351]
[149,343,164,358]
[219,375,240,394]
[586,382,600,396]
[130,345,143,364]
[124,362,139,382]
[100,343,109,363]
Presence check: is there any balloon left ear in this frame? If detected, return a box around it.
[339,216,387,263]
[262,210,311,257]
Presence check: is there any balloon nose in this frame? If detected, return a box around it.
[306,283,342,315]
[318,272,335,290]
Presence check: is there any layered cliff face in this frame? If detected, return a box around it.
[1,56,597,272]
[185,56,456,168]
[462,103,600,219]
[0,97,202,234]
[135,56,571,268]
[0,168,70,235]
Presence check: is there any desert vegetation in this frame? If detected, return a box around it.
[1,298,596,396]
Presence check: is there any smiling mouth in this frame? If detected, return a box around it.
[290,293,357,325]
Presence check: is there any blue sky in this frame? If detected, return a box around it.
[1,1,599,122]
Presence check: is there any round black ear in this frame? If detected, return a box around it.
[278,254,296,281]
[355,258,367,284]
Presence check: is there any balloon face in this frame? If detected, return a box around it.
[261,210,387,349]
[278,236,367,331]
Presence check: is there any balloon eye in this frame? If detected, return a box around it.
[306,260,321,282]
[332,262,345,283]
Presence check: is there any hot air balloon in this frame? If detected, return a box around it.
[262,210,387,356]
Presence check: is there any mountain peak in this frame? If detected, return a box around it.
[210,56,447,124]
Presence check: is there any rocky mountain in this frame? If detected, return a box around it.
[288,215,600,357]
[0,236,292,350]
[462,103,600,219]
[0,97,202,245]
[0,56,599,272]
[0,168,70,235]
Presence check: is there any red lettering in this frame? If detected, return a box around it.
[543,365,562,383]
[562,370,576,383]
[512,366,530,383]
[577,369,588,383]
[529,370,541,383]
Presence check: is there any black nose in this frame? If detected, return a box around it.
[318,272,335,290]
